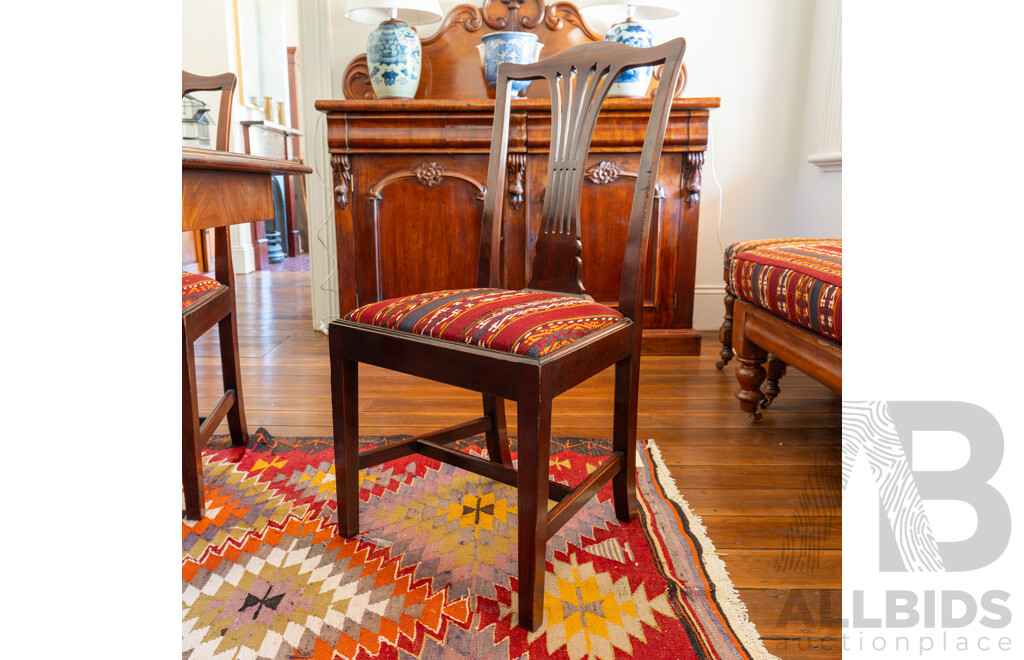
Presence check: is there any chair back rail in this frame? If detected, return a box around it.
[477,38,686,324]
[182,71,238,286]
[182,71,237,152]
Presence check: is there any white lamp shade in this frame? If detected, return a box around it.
[578,0,680,22]
[344,0,444,26]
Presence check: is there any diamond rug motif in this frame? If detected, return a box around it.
[183,432,776,659]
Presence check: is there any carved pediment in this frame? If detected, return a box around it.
[342,1,684,101]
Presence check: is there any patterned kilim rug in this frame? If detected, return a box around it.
[183,431,777,660]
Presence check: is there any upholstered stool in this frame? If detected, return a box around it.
[719,239,842,419]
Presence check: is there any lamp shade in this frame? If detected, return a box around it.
[344,0,443,26]
[578,0,680,22]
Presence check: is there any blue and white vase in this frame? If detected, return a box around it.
[604,20,654,97]
[367,20,422,99]
[479,32,543,94]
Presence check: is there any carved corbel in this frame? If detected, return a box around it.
[331,154,352,209]
[507,154,526,210]
[684,152,704,208]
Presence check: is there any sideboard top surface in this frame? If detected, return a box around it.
[315,97,720,114]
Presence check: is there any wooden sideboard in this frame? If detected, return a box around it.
[316,0,718,354]
[316,97,717,354]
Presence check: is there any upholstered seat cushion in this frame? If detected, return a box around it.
[727,240,842,342]
[182,272,226,315]
[344,288,624,358]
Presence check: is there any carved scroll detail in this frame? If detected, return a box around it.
[507,154,526,210]
[331,154,352,209]
[647,62,688,99]
[543,2,604,40]
[341,55,375,100]
[584,160,666,199]
[482,0,546,31]
[684,152,705,208]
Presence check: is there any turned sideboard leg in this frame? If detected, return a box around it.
[761,357,787,408]
[733,301,768,422]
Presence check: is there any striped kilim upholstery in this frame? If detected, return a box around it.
[723,237,827,267]
[344,288,624,358]
[727,240,842,342]
[182,272,225,315]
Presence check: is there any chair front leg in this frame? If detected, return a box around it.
[330,330,360,538]
[516,391,552,632]
[183,332,205,520]
[612,354,640,523]
[482,394,512,466]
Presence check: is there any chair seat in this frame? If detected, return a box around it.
[728,240,842,342]
[345,288,624,358]
[182,272,226,315]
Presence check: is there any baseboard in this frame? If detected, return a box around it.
[693,284,727,331]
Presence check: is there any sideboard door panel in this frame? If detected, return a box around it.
[361,157,487,302]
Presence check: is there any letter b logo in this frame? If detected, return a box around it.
[843,401,1011,572]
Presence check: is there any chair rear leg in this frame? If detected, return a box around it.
[482,394,512,466]
[330,329,360,538]
[183,333,205,520]
[218,308,248,447]
[612,355,639,523]
[516,392,552,632]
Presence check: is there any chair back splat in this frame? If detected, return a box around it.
[479,38,686,324]
[330,38,686,632]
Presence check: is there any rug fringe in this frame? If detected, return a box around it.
[645,439,782,660]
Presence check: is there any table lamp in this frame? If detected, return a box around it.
[579,1,680,97]
[344,0,444,99]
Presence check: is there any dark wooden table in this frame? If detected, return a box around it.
[182,148,311,234]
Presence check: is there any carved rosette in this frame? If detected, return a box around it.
[584,160,666,199]
[414,162,445,188]
[507,154,526,210]
[684,152,705,208]
[331,154,352,209]
[584,161,622,185]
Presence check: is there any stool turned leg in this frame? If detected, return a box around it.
[761,357,787,408]
[716,270,735,369]
[733,302,768,423]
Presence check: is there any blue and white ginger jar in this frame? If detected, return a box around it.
[367,21,422,99]
[480,32,543,94]
[605,21,654,97]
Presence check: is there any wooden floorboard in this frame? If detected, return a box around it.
[191,271,842,659]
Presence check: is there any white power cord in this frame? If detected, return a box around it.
[708,120,725,255]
